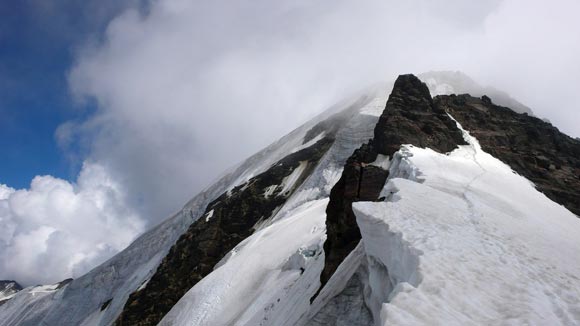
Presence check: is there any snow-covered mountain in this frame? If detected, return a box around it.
[1,73,579,326]
[0,281,22,304]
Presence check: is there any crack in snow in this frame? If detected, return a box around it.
[447,113,488,224]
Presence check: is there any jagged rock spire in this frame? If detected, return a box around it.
[317,74,466,296]
[374,74,466,156]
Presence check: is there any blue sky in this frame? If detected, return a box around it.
[0,1,150,285]
[1,2,74,188]
[0,1,141,189]
[2,0,579,192]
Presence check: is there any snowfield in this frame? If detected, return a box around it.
[157,116,580,326]
[0,81,388,326]
[160,199,328,326]
[353,121,580,325]
[1,74,578,325]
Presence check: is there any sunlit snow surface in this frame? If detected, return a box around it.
[160,87,391,326]
[1,77,577,325]
[354,121,580,325]
[160,117,580,326]
[160,199,328,326]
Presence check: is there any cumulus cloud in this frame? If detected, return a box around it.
[3,0,580,285]
[0,163,144,286]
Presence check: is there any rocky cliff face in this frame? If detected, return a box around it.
[319,74,466,293]
[437,94,580,216]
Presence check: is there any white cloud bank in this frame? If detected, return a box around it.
[66,0,580,223]
[0,163,144,286]
[2,0,580,285]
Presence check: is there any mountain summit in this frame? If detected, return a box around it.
[1,74,579,326]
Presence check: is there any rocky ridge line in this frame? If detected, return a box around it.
[318,74,466,294]
[437,94,580,216]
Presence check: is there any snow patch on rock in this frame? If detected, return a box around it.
[369,154,390,170]
[204,209,214,222]
[292,133,326,154]
[263,185,278,198]
[280,161,308,195]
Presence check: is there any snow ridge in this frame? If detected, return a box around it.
[3,73,577,326]
[353,117,580,325]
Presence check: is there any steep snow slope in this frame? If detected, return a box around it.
[0,83,388,326]
[159,199,328,326]
[1,72,570,326]
[0,281,22,303]
[438,93,580,217]
[157,87,391,326]
[353,121,580,325]
[158,74,532,326]
[159,107,580,326]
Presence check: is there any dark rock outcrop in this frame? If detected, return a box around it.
[55,278,73,289]
[437,94,580,216]
[115,137,334,326]
[0,281,22,306]
[419,71,535,115]
[373,74,467,156]
[0,281,22,293]
[318,74,466,293]
[319,142,388,291]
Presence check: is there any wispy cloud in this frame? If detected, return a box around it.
[68,0,580,222]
